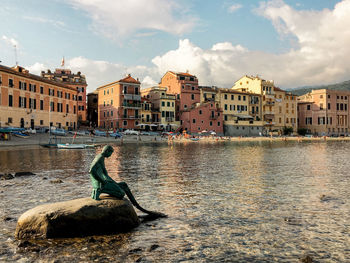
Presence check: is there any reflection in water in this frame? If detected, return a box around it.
[0,141,349,262]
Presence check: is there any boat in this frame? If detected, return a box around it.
[51,128,67,136]
[57,143,86,149]
[94,129,106,136]
[12,131,30,138]
[40,136,60,148]
[190,138,200,141]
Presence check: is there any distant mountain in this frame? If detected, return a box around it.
[287,80,350,96]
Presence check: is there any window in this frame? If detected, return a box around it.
[224,94,227,100]
[320,95,323,99]
[238,95,241,101]
[162,101,165,107]
[328,103,331,110]
[111,111,113,116]
[191,86,195,90]
[167,102,170,107]
[66,104,69,113]
[40,86,44,94]
[224,104,227,110]
[224,115,227,121]
[135,87,139,95]
[74,106,76,114]
[123,120,127,126]
[199,110,202,115]
[243,96,246,101]
[218,122,220,126]
[320,103,323,110]
[191,94,195,100]
[124,86,128,94]
[190,77,194,81]
[78,96,82,101]
[307,105,311,110]
[9,95,13,107]
[180,76,185,80]
[8,117,12,124]
[104,90,106,95]
[192,119,196,123]
[231,95,234,100]
[184,104,187,109]
[8,79,14,87]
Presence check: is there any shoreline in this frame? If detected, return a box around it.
[1,133,350,149]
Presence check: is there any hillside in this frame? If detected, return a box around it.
[288,80,350,96]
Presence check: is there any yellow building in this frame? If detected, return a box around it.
[232,75,297,134]
[141,86,178,131]
[0,65,78,130]
[140,97,153,130]
[274,87,298,133]
[199,86,264,136]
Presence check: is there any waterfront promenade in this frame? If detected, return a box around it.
[1,133,350,148]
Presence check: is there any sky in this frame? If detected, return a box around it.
[0,0,349,93]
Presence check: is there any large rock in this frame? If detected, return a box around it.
[15,196,140,239]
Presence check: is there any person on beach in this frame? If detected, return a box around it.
[89,145,166,218]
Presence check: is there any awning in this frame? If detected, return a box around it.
[150,124,158,127]
[170,124,179,126]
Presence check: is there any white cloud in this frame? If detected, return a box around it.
[26,62,47,74]
[23,16,66,28]
[228,4,242,13]
[66,0,196,39]
[152,1,350,89]
[141,76,157,88]
[66,56,157,93]
[2,35,19,47]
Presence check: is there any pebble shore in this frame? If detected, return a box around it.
[1,133,349,148]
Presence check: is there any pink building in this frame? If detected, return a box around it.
[298,89,350,136]
[160,71,223,134]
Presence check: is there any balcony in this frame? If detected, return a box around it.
[165,117,174,122]
[264,111,275,115]
[122,115,141,119]
[265,121,276,126]
[122,102,141,109]
[264,94,275,99]
[123,94,141,101]
[265,101,275,106]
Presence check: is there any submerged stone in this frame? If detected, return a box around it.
[15,196,140,239]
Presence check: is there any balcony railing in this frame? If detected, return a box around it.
[264,111,274,115]
[165,117,174,122]
[122,102,141,108]
[265,101,275,105]
[123,94,141,101]
[122,115,141,119]
[264,94,275,99]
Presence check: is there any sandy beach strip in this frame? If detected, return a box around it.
[1,133,350,148]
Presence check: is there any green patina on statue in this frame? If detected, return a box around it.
[89,145,166,219]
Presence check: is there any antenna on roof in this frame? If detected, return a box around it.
[14,45,18,66]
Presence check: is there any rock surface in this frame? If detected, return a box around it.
[15,196,140,239]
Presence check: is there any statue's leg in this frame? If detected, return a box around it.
[101,182,126,199]
[117,182,166,218]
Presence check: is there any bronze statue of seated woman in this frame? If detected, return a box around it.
[89,145,166,219]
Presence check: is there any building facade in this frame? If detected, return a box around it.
[141,86,177,131]
[200,86,264,136]
[41,68,87,124]
[232,75,298,134]
[87,91,98,127]
[298,89,350,136]
[0,65,78,129]
[97,74,141,130]
[160,71,223,134]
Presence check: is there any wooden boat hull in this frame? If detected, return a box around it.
[57,144,86,149]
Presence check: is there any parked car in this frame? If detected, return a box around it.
[94,129,107,136]
[50,128,67,136]
[109,132,123,138]
[123,129,139,135]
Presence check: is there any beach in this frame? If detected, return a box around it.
[1,132,350,148]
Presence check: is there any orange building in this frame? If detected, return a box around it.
[0,65,78,129]
[298,89,350,136]
[41,68,87,124]
[97,74,141,130]
[159,71,223,134]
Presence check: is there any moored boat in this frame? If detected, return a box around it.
[57,143,86,149]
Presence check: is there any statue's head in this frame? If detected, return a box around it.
[101,145,114,157]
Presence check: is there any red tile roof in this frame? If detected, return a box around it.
[118,74,140,84]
